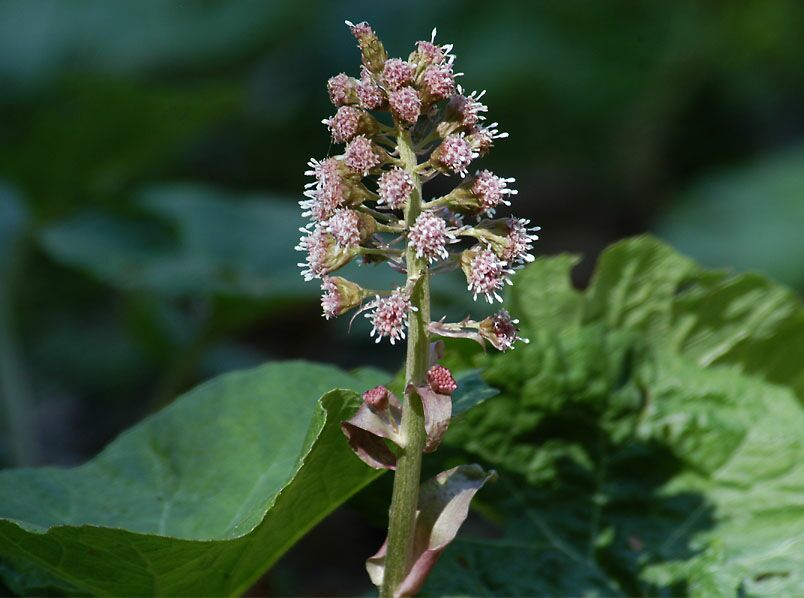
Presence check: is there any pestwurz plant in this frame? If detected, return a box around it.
[295,21,537,597]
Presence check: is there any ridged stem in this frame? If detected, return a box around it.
[381,128,430,598]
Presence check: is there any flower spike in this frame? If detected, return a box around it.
[298,23,541,595]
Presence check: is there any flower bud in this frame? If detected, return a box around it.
[302,157,374,222]
[346,20,388,74]
[325,209,377,248]
[327,73,358,107]
[377,167,414,210]
[356,66,386,110]
[430,133,478,177]
[470,218,510,250]
[322,276,369,319]
[421,63,456,104]
[363,385,391,412]
[389,86,422,126]
[344,135,387,175]
[324,106,381,144]
[427,365,457,395]
[473,218,539,265]
[382,58,415,90]
[467,122,507,156]
[296,225,358,281]
[459,246,513,303]
[478,310,528,351]
[409,28,453,74]
[411,40,446,69]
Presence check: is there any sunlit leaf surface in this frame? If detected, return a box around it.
[0,362,386,596]
[425,236,804,596]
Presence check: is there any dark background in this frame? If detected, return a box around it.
[1,1,803,595]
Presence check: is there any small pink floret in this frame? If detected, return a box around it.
[502,218,539,265]
[389,87,421,125]
[327,73,352,107]
[467,247,512,303]
[325,208,361,248]
[295,224,331,281]
[423,64,455,100]
[472,170,516,215]
[366,290,415,345]
[357,67,385,109]
[408,211,455,263]
[321,276,341,319]
[382,58,415,90]
[345,135,381,175]
[301,157,346,222]
[347,21,374,40]
[377,167,413,209]
[490,310,522,350]
[437,134,477,177]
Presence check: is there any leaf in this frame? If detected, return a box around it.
[0,2,293,94]
[39,185,310,299]
[0,182,38,467]
[426,236,804,596]
[0,182,27,262]
[0,361,387,596]
[0,358,496,595]
[450,369,500,416]
[1,79,239,216]
[656,145,804,289]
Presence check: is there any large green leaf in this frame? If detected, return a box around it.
[0,362,387,596]
[37,184,474,314]
[425,236,804,596]
[0,1,294,94]
[655,145,804,290]
[0,183,38,467]
[0,359,497,596]
[1,79,240,217]
[38,185,309,299]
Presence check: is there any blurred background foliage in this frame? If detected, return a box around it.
[0,0,802,594]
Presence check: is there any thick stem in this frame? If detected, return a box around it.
[381,129,430,598]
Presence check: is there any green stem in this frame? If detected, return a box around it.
[421,196,451,210]
[381,129,430,598]
[357,205,396,223]
[358,247,403,258]
[376,223,405,234]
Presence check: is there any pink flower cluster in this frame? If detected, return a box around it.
[296,21,538,349]
[408,211,457,263]
[367,289,416,345]
[427,365,458,394]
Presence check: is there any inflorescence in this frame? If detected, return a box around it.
[296,22,539,349]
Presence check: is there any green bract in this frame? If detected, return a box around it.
[424,236,804,597]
